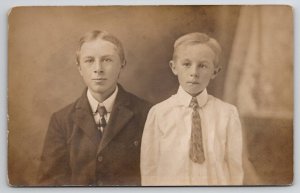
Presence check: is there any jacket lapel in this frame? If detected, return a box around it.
[97,85,134,154]
[72,89,101,146]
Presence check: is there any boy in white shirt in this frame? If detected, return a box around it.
[140,32,244,186]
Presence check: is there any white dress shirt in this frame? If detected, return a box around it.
[140,86,244,186]
[87,86,118,131]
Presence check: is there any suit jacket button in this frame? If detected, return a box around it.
[97,156,103,162]
[134,140,139,146]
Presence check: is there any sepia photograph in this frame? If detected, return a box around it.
[7,5,293,186]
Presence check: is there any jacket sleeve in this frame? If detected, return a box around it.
[226,107,244,185]
[37,113,71,185]
[140,106,160,186]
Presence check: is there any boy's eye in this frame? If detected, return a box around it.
[103,58,113,62]
[182,62,191,67]
[199,63,208,68]
[84,58,94,63]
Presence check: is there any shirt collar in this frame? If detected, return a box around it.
[176,86,208,108]
[87,86,119,114]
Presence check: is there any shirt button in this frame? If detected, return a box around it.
[97,156,103,162]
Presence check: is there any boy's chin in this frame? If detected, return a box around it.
[185,88,205,97]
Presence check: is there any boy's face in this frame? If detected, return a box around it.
[78,38,125,98]
[170,43,220,96]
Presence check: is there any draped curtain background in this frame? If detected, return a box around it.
[224,6,293,119]
[224,6,293,184]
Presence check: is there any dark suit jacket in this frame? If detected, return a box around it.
[37,85,151,186]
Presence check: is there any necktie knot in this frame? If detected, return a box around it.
[189,97,199,110]
[97,105,107,117]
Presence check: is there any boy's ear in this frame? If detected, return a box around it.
[169,60,178,75]
[77,63,83,76]
[211,66,221,79]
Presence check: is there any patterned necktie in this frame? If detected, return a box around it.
[97,105,107,132]
[189,97,205,164]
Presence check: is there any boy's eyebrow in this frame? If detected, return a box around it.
[82,56,94,59]
[180,58,212,64]
[82,55,115,59]
[181,58,191,61]
[101,54,114,58]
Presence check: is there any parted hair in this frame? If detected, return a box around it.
[76,30,125,65]
[172,32,222,67]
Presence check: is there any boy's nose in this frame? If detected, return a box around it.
[190,65,199,77]
[94,61,104,73]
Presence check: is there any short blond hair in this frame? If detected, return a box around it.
[172,32,222,67]
[76,30,125,65]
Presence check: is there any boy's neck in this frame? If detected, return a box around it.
[90,86,117,103]
[187,90,204,97]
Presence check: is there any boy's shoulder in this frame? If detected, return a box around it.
[149,94,177,112]
[207,94,238,113]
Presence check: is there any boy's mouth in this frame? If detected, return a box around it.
[92,78,107,84]
[187,81,199,84]
[92,78,107,80]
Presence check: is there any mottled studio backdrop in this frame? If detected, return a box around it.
[8,6,293,185]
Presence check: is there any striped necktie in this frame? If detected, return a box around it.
[189,97,205,164]
[97,105,107,132]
